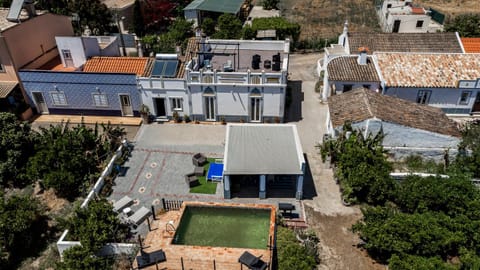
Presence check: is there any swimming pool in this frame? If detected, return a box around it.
[172,203,275,249]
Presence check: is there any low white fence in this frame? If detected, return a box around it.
[57,139,138,259]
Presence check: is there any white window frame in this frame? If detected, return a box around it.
[416,90,431,104]
[170,97,183,111]
[92,93,109,107]
[459,91,471,105]
[50,91,68,106]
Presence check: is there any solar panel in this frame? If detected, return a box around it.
[152,60,178,78]
[7,0,25,22]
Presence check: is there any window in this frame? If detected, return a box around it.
[50,92,67,105]
[362,84,371,89]
[343,84,353,92]
[459,91,471,105]
[416,20,424,28]
[416,90,431,104]
[251,76,261,84]
[62,49,72,60]
[92,93,108,107]
[387,4,392,8]
[170,98,183,111]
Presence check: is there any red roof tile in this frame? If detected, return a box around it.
[83,57,152,76]
[461,38,480,53]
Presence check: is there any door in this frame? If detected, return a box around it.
[154,98,166,117]
[473,93,480,112]
[204,96,215,121]
[392,20,401,33]
[250,97,261,122]
[32,92,48,114]
[119,95,133,116]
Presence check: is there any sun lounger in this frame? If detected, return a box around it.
[136,249,166,269]
[113,196,133,212]
[238,251,267,270]
[128,206,151,226]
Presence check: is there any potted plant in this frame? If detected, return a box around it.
[140,104,150,124]
[172,111,182,123]
[220,116,226,125]
[184,114,191,123]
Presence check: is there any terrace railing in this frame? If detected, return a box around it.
[162,198,183,211]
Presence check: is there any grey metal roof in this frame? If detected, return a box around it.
[224,124,304,175]
[184,0,244,14]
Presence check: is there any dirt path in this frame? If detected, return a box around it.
[288,53,384,269]
[279,0,480,40]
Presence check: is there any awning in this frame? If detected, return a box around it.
[0,81,18,98]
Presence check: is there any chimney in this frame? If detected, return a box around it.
[24,0,36,18]
[357,47,368,65]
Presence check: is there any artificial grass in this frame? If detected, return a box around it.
[190,158,218,194]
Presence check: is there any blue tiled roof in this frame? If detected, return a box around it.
[19,70,137,85]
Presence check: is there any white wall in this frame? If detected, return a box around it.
[385,13,431,33]
[384,87,479,114]
[56,37,87,68]
[331,81,381,94]
[138,78,188,117]
[334,119,460,160]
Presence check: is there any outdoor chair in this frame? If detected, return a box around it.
[185,173,200,187]
[238,251,268,270]
[192,153,207,167]
[113,195,133,212]
[136,249,166,269]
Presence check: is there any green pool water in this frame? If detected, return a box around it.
[172,206,271,249]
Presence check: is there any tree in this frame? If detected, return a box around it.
[63,198,129,251]
[141,18,193,54]
[0,193,47,267]
[455,120,480,177]
[445,13,480,37]
[388,254,457,270]
[213,14,242,39]
[250,17,301,44]
[132,0,145,36]
[201,17,216,37]
[262,0,279,10]
[0,112,32,187]
[26,123,117,200]
[318,123,394,204]
[276,226,317,270]
[57,245,110,270]
[37,0,113,35]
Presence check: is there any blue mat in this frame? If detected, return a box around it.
[207,163,224,181]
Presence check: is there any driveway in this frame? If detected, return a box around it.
[286,54,381,270]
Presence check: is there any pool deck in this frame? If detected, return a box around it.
[134,202,275,270]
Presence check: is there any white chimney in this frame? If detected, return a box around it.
[357,47,368,65]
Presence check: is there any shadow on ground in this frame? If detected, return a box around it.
[303,153,318,200]
[285,80,303,122]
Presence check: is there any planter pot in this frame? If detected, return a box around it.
[20,107,33,121]
[141,114,150,124]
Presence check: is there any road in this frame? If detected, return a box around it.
[287,53,384,270]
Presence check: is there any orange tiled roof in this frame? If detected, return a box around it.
[461,38,480,53]
[411,7,424,14]
[375,52,480,88]
[83,57,152,76]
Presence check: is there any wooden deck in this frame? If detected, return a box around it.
[32,114,143,126]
